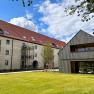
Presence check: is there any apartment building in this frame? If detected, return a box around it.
[0,20,65,71]
[59,30,94,73]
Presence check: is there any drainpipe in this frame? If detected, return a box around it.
[10,39,14,71]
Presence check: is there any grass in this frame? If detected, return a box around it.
[0,72,94,94]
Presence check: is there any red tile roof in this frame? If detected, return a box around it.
[0,20,65,48]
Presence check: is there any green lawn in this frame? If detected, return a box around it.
[0,72,94,94]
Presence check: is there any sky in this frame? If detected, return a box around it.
[0,0,94,42]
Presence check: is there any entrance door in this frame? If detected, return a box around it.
[71,61,79,73]
[32,61,38,69]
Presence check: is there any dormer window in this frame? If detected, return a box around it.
[0,29,4,34]
[40,40,42,43]
[52,43,56,47]
[0,29,10,35]
[23,36,26,39]
[31,37,36,41]
[56,45,59,47]
[4,31,10,35]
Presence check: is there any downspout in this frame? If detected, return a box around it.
[10,39,14,70]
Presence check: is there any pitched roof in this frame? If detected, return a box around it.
[0,20,65,48]
[58,30,94,53]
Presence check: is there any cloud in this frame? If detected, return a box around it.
[25,11,32,20]
[38,0,94,42]
[9,13,38,32]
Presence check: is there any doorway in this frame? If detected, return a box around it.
[71,61,94,74]
[32,60,38,69]
[71,61,79,73]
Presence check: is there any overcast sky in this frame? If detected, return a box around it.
[0,0,94,42]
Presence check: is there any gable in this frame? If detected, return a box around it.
[59,30,94,55]
[69,30,94,45]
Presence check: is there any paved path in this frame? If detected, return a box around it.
[0,70,44,74]
[0,69,59,74]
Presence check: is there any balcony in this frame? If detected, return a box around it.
[70,51,94,60]
[70,43,94,59]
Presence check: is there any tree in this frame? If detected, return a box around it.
[65,0,94,21]
[41,42,54,71]
[12,0,32,7]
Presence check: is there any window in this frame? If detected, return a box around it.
[23,36,26,39]
[5,60,8,65]
[52,43,56,47]
[30,55,34,59]
[35,45,37,49]
[5,50,9,55]
[6,40,10,45]
[35,53,37,57]
[31,46,34,50]
[70,43,94,52]
[31,37,36,41]
[32,55,34,59]
[0,29,4,34]
[4,31,10,35]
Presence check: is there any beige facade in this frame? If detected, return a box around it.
[0,36,60,71]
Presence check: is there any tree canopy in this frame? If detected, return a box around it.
[41,42,54,69]
[66,0,94,21]
[12,0,94,21]
[12,0,32,7]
